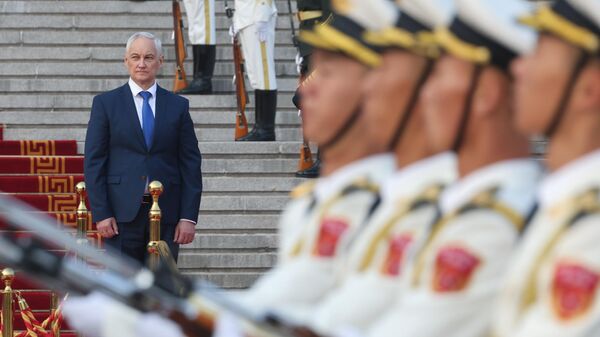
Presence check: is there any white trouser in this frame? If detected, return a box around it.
[238,17,278,90]
[182,0,216,45]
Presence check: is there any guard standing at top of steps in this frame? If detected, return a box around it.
[178,0,217,94]
[233,0,279,141]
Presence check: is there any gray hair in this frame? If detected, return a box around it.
[126,32,163,56]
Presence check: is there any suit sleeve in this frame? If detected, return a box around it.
[178,99,203,222]
[84,95,113,223]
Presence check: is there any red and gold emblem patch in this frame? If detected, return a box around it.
[433,246,480,292]
[381,234,413,276]
[314,218,349,257]
[552,262,599,320]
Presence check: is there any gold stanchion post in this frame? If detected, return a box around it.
[75,182,89,245]
[1,268,14,337]
[147,181,164,271]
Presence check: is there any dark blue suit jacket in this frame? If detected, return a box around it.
[84,83,202,226]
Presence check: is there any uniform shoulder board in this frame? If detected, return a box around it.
[457,186,525,232]
[567,188,600,228]
[340,177,380,196]
[408,184,445,212]
[290,180,317,199]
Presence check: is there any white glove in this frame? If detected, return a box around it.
[295,53,304,75]
[255,21,269,42]
[62,292,185,337]
[214,312,245,337]
[229,25,236,38]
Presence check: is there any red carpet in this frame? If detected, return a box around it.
[0,156,84,174]
[0,140,77,156]
[0,175,84,193]
[0,126,95,336]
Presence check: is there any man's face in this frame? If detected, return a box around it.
[362,49,428,149]
[301,50,368,146]
[511,34,580,135]
[124,37,163,87]
[420,54,475,152]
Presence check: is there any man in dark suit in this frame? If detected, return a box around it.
[84,32,203,264]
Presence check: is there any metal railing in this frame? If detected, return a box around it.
[1,268,14,337]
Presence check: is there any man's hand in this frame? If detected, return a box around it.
[97,217,118,238]
[174,220,195,244]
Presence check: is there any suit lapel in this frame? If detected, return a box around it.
[121,83,147,151]
[151,85,168,151]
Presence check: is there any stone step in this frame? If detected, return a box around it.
[0,62,298,79]
[0,93,298,109]
[201,195,288,212]
[0,29,296,47]
[202,176,302,193]
[183,233,277,250]
[178,252,277,269]
[0,1,298,15]
[0,13,299,31]
[0,110,303,126]
[197,214,279,231]
[183,272,262,289]
[0,46,298,62]
[3,127,302,142]
[0,78,299,93]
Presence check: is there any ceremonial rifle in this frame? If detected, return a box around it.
[0,195,324,337]
[173,0,188,92]
[225,1,249,140]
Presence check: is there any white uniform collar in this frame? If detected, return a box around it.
[538,149,600,208]
[440,158,543,216]
[314,153,396,202]
[128,78,158,97]
[382,152,457,201]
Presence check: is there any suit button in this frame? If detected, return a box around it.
[141,175,147,181]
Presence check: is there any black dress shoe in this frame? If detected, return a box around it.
[295,159,320,178]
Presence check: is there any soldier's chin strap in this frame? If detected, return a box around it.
[452,65,483,153]
[543,53,590,138]
[388,60,434,151]
[320,106,361,151]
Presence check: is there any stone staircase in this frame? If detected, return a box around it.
[0,0,307,289]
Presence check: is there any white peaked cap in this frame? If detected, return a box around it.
[400,0,455,30]
[520,0,600,53]
[332,0,399,31]
[455,0,536,56]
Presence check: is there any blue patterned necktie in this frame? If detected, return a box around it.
[139,91,154,149]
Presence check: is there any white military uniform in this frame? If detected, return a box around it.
[368,159,542,337]
[233,0,278,90]
[236,154,396,322]
[493,150,600,337]
[182,0,216,45]
[309,153,457,335]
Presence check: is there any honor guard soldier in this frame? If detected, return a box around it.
[179,0,217,94]
[233,0,279,141]
[306,0,458,335]
[231,1,398,324]
[294,0,331,178]
[366,1,543,337]
[492,1,600,336]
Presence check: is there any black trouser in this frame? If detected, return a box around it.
[104,201,179,265]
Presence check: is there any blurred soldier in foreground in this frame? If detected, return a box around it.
[492,1,600,336]
[233,0,279,141]
[179,0,217,94]
[366,1,543,337]
[305,0,458,335]
[235,2,399,323]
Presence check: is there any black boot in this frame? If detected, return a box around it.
[237,90,277,141]
[178,45,215,94]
